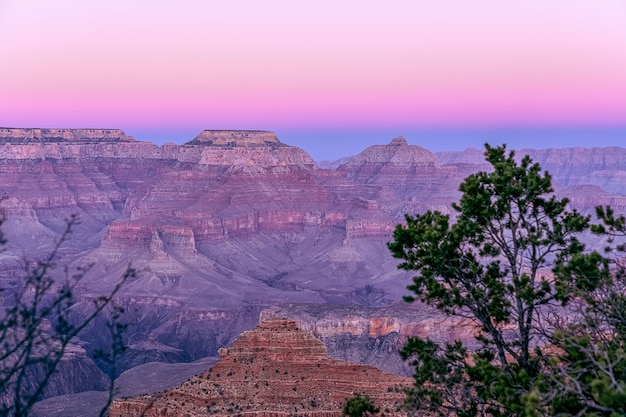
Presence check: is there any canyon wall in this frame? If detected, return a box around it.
[0,128,624,406]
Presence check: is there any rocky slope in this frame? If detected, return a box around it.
[259,302,482,376]
[338,136,462,216]
[437,146,626,196]
[0,128,625,404]
[31,357,219,417]
[108,319,410,417]
[0,343,108,409]
[437,146,626,213]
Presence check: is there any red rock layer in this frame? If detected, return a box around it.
[3,127,626,380]
[108,319,411,417]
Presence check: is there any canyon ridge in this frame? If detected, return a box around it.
[1,128,626,410]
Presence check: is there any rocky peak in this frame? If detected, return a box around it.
[186,130,285,148]
[389,136,408,146]
[340,136,440,167]
[0,128,134,143]
[109,319,410,417]
[218,318,328,363]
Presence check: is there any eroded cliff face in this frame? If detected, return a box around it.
[0,343,108,408]
[437,146,626,197]
[188,130,283,146]
[108,319,410,417]
[0,128,135,143]
[338,137,464,217]
[1,128,625,402]
[260,303,481,376]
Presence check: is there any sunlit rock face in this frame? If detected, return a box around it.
[108,319,410,417]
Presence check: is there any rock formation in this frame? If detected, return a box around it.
[0,128,135,143]
[0,128,624,408]
[259,302,482,376]
[0,342,108,410]
[338,137,463,216]
[437,146,626,196]
[108,319,411,417]
[187,130,284,147]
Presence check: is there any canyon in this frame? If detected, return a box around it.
[108,318,410,417]
[0,128,625,411]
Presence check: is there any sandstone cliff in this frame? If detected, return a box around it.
[1,128,625,404]
[108,319,410,417]
[260,303,481,376]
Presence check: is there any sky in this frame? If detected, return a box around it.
[1,0,625,160]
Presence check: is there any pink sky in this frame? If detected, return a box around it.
[1,0,625,156]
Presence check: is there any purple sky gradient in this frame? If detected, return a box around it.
[1,1,625,159]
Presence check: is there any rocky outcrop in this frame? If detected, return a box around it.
[182,130,315,167]
[0,128,314,166]
[2,128,626,400]
[108,319,410,417]
[340,136,439,167]
[186,130,284,147]
[338,137,463,217]
[0,128,135,143]
[37,346,109,398]
[0,128,167,160]
[558,185,626,213]
[523,147,626,195]
[260,303,481,376]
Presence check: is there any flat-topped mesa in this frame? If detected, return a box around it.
[340,135,440,168]
[185,130,285,148]
[180,130,315,167]
[0,128,135,143]
[219,318,328,363]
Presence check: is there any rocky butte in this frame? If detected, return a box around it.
[108,318,411,417]
[0,127,625,408]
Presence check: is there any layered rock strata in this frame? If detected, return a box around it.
[0,128,135,143]
[338,137,463,216]
[108,319,410,417]
[1,127,626,395]
[437,146,626,196]
[260,303,481,376]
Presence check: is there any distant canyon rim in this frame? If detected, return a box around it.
[1,127,626,413]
